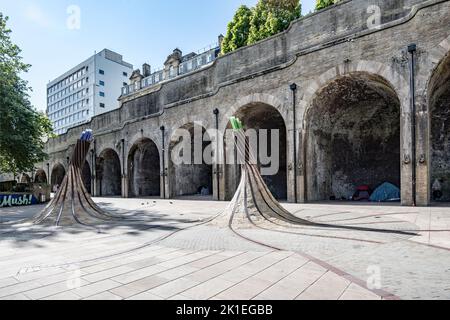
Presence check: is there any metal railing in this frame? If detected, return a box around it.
[121,44,220,97]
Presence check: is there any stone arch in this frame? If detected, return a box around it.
[220,93,286,133]
[300,61,409,125]
[223,102,288,201]
[51,163,66,189]
[34,169,48,184]
[20,174,31,184]
[126,131,161,161]
[426,35,450,84]
[127,137,161,197]
[303,70,403,202]
[168,122,213,198]
[428,46,450,202]
[82,161,92,194]
[97,148,122,196]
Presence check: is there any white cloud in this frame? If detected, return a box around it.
[23,3,51,28]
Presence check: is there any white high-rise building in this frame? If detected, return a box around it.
[46,49,133,135]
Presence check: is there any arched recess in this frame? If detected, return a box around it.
[51,163,66,188]
[169,123,213,198]
[305,72,401,202]
[82,161,92,194]
[97,149,121,196]
[429,51,450,202]
[127,138,161,197]
[224,103,288,201]
[34,169,47,184]
[20,174,31,184]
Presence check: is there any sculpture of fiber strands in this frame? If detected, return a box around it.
[212,118,419,243]
[33,130,122,228]
[214,117,313,228]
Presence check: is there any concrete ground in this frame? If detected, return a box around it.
[0,197,449,300]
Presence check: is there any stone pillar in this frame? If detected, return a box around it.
[400,100,415,206]
[96,178,102,197]
[286,128,296,203]
[218,164,226,201]
[90,175,95,196]
[122,175,129,198]
[297,129,307,203]
[416,101,431,206]
[164,147,171,199]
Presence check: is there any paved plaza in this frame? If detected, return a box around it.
[0,198,449,300]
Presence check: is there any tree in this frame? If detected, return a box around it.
[247,0,301,45]
[315,0,339,11]
[221,1,301,54]
[0,13,53,176]
[221,5,253,55]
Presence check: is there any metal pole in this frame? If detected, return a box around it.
[47,163,50,185]
[290,83,298,203]
[121,138,125,198]
[160,126,166,199]
[408,44,417,207]
[214,108,220,200]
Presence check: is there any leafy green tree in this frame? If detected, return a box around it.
[247,0,301,45]
[0,13,53,176]
[221,5,253,54]
[315,0,338,11]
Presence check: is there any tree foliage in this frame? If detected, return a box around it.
[221,0,301,54]
[0,13,53,176]
[248,0,301,45]
[315,0,339,11]
[221,6,253,54]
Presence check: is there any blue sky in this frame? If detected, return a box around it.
[0,0,316,112]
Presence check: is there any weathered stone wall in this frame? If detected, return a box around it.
[36,0,450,206]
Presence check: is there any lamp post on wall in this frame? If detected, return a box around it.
[46,163,50,185]
[160,126,166,199]
[121,138,126,198]
[290,83,298,203]
[213,108,221,200]
[408,43,417,207]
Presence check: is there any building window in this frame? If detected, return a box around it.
[99,80,105,86]
[100,103,105,108]
[123,82,128,87]
[123,72,128,77]
[99,92,105,97]
[99,69,105,75]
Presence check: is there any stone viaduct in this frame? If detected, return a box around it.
[32,0,450,206]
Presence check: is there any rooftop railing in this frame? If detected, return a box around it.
[121,44,220,97]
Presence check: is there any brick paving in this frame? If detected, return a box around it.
[0,198,449,300]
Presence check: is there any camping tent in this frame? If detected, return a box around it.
[369,182,401,202]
